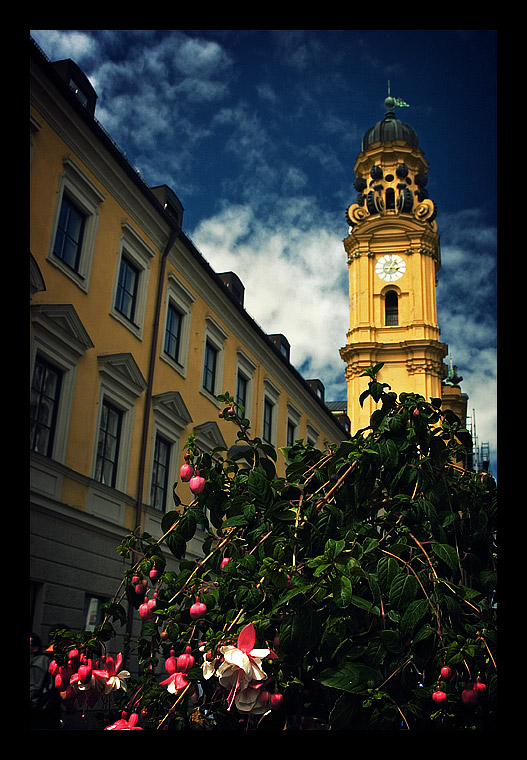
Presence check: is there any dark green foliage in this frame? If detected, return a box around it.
[50,372,497,730]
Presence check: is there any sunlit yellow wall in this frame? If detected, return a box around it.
[30,58,346,543]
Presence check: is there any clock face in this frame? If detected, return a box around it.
[375,254,406,282]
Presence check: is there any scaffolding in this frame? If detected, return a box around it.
[465,409,491,474]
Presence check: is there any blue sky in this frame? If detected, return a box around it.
[30,29,497,475]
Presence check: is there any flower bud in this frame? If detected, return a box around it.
[180,463,194,482]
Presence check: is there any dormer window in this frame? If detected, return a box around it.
[69,78,88,108]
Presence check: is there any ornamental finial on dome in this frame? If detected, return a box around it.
[385,81,409,112]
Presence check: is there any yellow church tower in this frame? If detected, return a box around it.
[340,94,448,432]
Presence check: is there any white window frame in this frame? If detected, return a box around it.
[47,157,105,291]
[262,378,281,446]
[161,273,195,377]
[91,354,146,494]
[286,402,302,447]
[30,304,94,465]
[235,349,257,421]
[200,315,228,405]
[147,392,193,512]
[306,423,320,448]
[110,222,155,339]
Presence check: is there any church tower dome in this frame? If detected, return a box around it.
[361,97,419,151]
[340,93,448,432]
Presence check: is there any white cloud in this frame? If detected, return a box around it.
[192,201,349,401]
[193,201,497,475]
[31,29,99,62]
[435,209,497,476]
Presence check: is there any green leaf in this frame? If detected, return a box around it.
[332,575,353,609]
[176,511,197,541]
[376,556,399,594]
[258,442,278,461]
[389,574,419,611]
[222,513,249,528]
[400,598,429,638]
[431,542,459,574]
[359,388,370,408]
[369,381,384,402]
[379,629,403,653]
[165,530,186,559]
[319,662,382,693]
[325,538,346,559]
[279,606,321,654]
[248,468,273,509]
[235,586,264,610]
[350,595,379,615]
[412,623,434,644]
[161,510,180,534]
[378,438,398,470]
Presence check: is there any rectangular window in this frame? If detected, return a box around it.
[84,595,106,631]
[263,398,274,443]
[236,371,248,412]
[287,419,297,448]
[53,194,86,271]
[203,341,218,395]
[164,303,183,363]
[385,291,399,326]
[30,356,63,457]
[150,434,171,511]
[95,400,122,487]
[115,255,139,322]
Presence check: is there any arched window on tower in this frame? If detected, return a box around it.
[385,187,395,210]
[385,290,398,326]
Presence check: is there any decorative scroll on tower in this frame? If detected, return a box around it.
[340,95,448,432]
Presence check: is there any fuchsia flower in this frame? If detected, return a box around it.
[104,712,143,730]
[212,623,276,712]
[94,653,130,694]
[159,670,190,694]
[80,653,130,695]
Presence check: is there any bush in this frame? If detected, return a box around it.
[47,366,497,730]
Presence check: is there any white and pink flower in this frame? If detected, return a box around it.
[206,623,276,712]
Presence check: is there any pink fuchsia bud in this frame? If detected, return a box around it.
[461,685,478,706]
[432,690,448,706]
[190,599,207,620]
[149,568,160,582]
[180,463,194,482]
[269,693,283,709]
[135,583,145,595]
[48,659,60,677]
[176,647,195,673]
[189,474,205,495]
[475,677,487,696]
[54,666,71,691]
[139,600,155,620]
[440,666,453,681]
[220,558,229,570]
[258,689,271,706]
[165,651,178,674]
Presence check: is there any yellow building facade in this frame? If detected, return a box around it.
[30,41,348,639]
[340,97,461,430]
